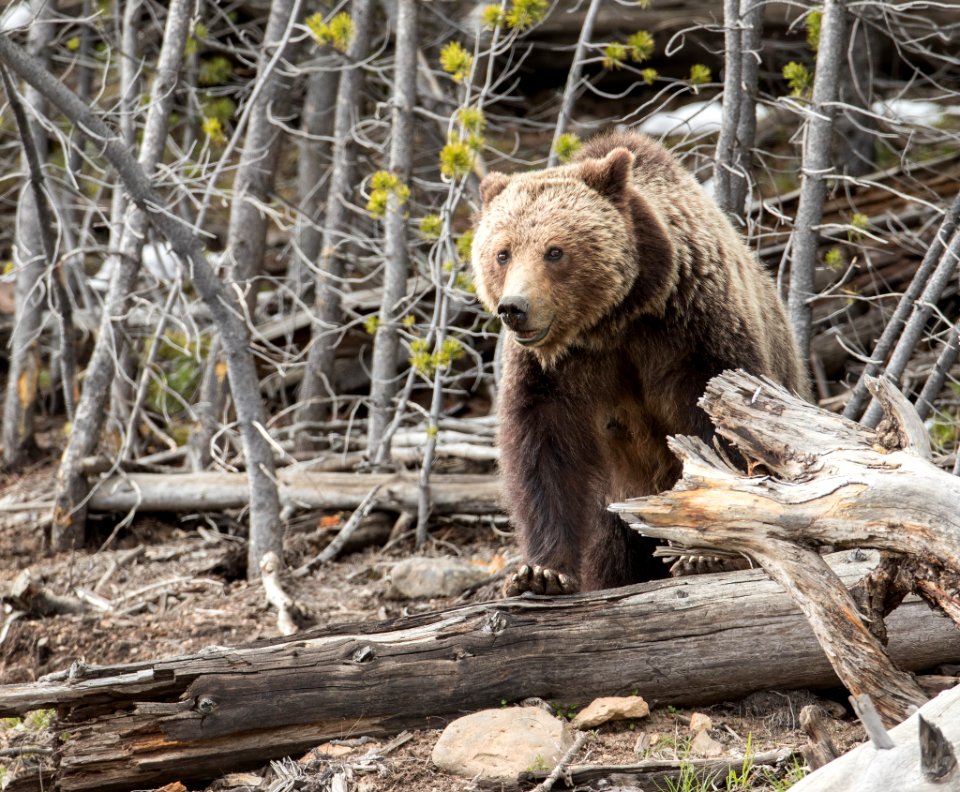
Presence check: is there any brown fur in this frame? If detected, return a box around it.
[472,130,810,592]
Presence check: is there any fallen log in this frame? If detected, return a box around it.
[613,370,960,727]
[86,470,500,515]
[2,552,960,791]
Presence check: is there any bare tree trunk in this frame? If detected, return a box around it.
[860,226,960,427]
[296,0,375,450]
[546,0,601,168]
[190,0,302,472]
[0,20,283,578]
[714,0,763,223]
[289,53,339,298]
[367,0,418,462]
[0,6,54,469]
[39,0,194,550]
[842,190,960,421]
[786,0,847,364]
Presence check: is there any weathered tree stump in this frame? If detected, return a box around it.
[612,370,960,727]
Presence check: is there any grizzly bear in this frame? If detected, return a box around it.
[471,129,809,596]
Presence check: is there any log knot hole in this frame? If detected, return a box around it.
[195,695,217,714]
[480,610,509,636]
[352,644,376,663]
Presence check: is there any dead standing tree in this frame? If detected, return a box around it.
[367,0,418,462]
[0,16,283,575]
[296,0,375,449]
[42,0,195,551]
[190,0,303,472]
[786,0,848,363]
[1,3,55,470]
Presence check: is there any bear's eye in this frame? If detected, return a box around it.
[496,249,510,265]
[545,246,564,262]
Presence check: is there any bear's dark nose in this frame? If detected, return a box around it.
[497,296,530,329]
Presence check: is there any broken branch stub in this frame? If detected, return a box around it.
[612,369,960,726]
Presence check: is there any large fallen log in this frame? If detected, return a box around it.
[613,371,960,727]
[85,470,500,514]
[2,552,960,791]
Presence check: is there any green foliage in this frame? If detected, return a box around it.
[689,63,711,86]
[198,56,232,86]
[144,332,210,418]
[409,336,466,375]
[929,415,958,451]
[848,212,870,240]
[201,96,236,124]
[823,247,844,270]
[402,314,417,328]
[65,35,81,51]
[457,106,486,135]
[440,140,474,178]
[506,0,549,31]
[24,710,55,731]
[602,42,628,70]
[201,116,226,144]
[419,214,443,239]
[366,170,410,219]
[724,733,754,790]
[526,754,550,773]
[481,5,505,29]
[554,132,582,163]
[641,67,658,85]
[782,61,813,97]
[440,41,474,83]
[363,315,380,335]
[553,702,579,721]
[455,229,475,261]
[307,11,355,53]
[626,30,655,63]
[806,9,823,52]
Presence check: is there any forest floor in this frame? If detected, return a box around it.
[0,457,868,792]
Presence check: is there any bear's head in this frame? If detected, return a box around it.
[471,147,675,367]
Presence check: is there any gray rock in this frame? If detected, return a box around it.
[432,707,573,782]
[389,556,491,598]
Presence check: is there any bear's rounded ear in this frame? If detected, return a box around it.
[479,171,510,206]
[580,147,635,203]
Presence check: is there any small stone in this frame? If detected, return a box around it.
[390,557,491,598]
[689,712,713,734]
[570,696,650,729]
[432,707,572,782]
[689,729,724,758]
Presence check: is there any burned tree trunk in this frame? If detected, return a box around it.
[613,370,960,727]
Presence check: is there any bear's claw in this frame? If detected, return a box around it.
[503,564,579,597]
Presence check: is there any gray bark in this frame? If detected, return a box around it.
[859,228,960,427]
[787,0,848,363]
[190,0,303,472]
[715,0,763,222]
[1,5,54,469]
[296,0,375,449]
[8,0,192,548]
[367,0,417,462]
[546,0,601,169]
[0,16,283,575]
[842,190,960,421]
[289,60,339,296]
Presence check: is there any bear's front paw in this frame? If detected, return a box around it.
[503,564,579,597]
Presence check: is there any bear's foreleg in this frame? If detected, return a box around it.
[498,363,604,596]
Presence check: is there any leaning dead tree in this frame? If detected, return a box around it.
[613,369,960,727]
[2,548,958,792]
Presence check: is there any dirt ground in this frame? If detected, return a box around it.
[0,461,870,792]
